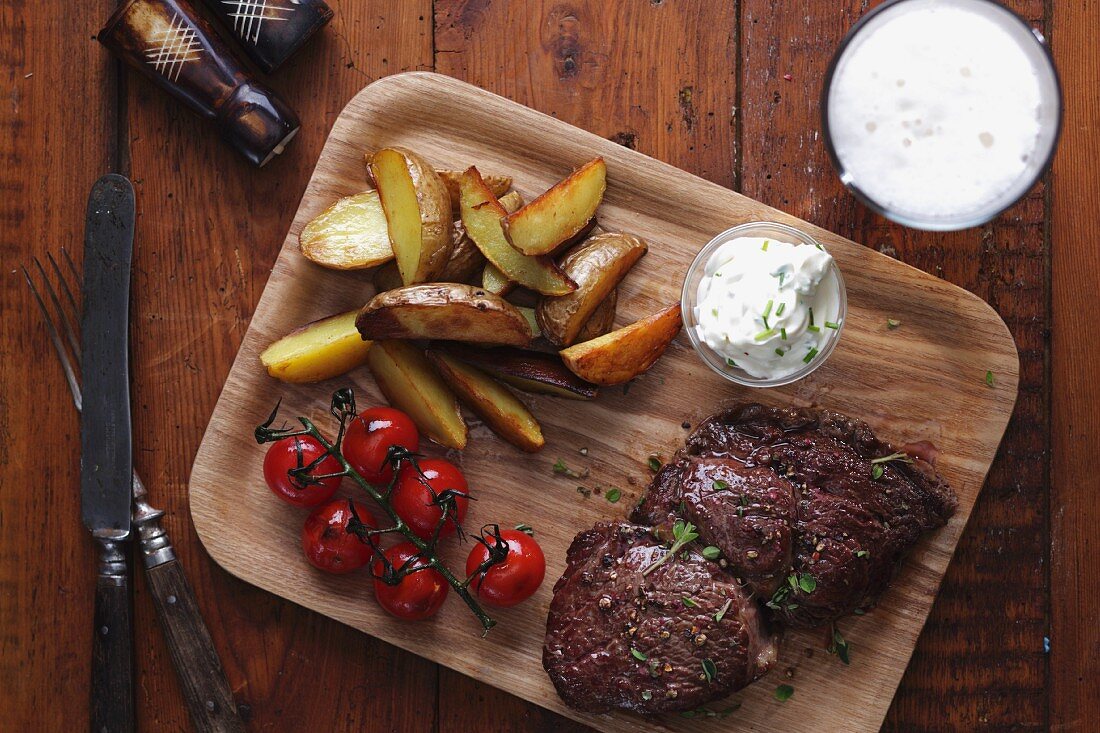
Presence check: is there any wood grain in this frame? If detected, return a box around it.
[1051,0,1100,728]
[0,1,118,730]
[121,2,436,731]
[189,73,1018,733]
[739,1,1051,729]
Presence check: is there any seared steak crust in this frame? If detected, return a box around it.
[543,522,778,714]
[632,404,957,628]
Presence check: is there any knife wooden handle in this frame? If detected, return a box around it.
[91,538,134,733]
[145,558,245,733]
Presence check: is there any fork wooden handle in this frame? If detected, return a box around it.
[145,558,245,733]
[91,538,134,733]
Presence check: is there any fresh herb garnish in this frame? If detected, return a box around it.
[702,658,718,684]
[642,520,699,576]
[803,347,819,363]
[761,239,770,251]
[680,704,740,719]
[605,487,622,503]
[726,357,738,368]
[776,302,786,316]
[647,455,662,472]
[701,546,721,560]
[774,684,794,702]
[855,549,869,558]
[775,348,785,357]
[754,328,777,342]
[553,458,588,479]
[641,691,653,701]
[808,307,815,326]
[798,573,817,593]
[711,307,719,317]
[682,596,699,608]
[763,299,774,320]
[887,318,901,330]
[630,647,648,662]
[712,479,729,491]
[828,624,851,665]
[871,464,884,480]
[825,320,840,330]
[781,327,788,340]
[514,523,534,536]
[986,370,995,387]
[807,325,821,333]
[870,452,912,465]
[715,598,733,623]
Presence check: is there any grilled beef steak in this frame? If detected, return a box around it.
[632,404,957,628]
[543,522,778,714]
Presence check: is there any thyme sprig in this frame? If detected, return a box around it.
[642,520,699,576]
[256,388,505,632]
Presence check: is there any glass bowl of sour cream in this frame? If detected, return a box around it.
[682,222,847,388]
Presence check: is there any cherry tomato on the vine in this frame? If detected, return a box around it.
[372,542,449,620]
[343,407,419,485]
[301,499,376,574]
[263,435,342,508]
[465,528,546,607]
[390,458,469,540]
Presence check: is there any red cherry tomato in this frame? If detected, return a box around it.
[372,542,449,620]
[263,435,342,508]
[343,407,419,485]
[301,499,375,574]
[390,459,469,540]
[465,529,546,607]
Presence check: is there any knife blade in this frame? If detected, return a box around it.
[81,174,135,538]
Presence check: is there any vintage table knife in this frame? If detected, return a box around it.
[82,174,136,733]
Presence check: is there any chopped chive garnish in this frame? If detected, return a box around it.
[763,299,774,320]
[825,321,840,329]
[775,348,785,357]
[803,347,819,363]
[763,316,769,330]
[726,358,737,368]
[778,272,786,286]
[780,328,788,340]
[754,329,777,342]
[815,243,825,251]
[776,302,786,316]
[761,240,770,251]
[808,307,815,326]
[714,272,722,277]
[807,325,820,333]
[711,308,719,317]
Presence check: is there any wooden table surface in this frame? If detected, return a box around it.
[1,1,1096,731]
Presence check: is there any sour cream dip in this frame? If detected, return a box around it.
[693,236,843,381]
[824,0,1061,230]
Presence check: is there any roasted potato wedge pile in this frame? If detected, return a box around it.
[272,148,681,450]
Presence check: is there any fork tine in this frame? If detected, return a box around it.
[23,262,83,412]
[39,254,82,368]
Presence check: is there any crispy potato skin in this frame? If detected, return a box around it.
[367,340,467,449]
[437,170,512,214]
[575,287,617,343]
[356,283,534,346]
[299,191,393,270]
[260,310,371,383]
[501,158,607,256]
[536,232,647,347]
[437,343,598,400]
[428,352,545,452]
[459,167,577,296]
[367,147,453,285]
[559,304,682,385]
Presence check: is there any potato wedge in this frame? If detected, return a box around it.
[357,283,533,346]
[428,352,544,452]
[372,261,404,293]
[501,158,607,256]
[536,232,648,346]
[437,344,599,400]
[559,304,682,385]
[260,310,371,383]
[438,170,512,214]
[481,262,514,296]
[575,287,617,343]
[459,167,577,296]
[439,191,525,283]
[298,191,392,270]
[516,306,541,339]
[367,147,453,285]
[367,340,467,449]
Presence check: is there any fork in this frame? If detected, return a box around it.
[25,250,245,733]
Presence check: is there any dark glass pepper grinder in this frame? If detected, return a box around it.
[98,0,300,167]
[200,0,334,74]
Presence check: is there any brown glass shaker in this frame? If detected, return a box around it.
[200,0,333,74]
[98,0,300,167]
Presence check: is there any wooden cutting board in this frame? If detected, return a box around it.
[190,72,1018,732]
